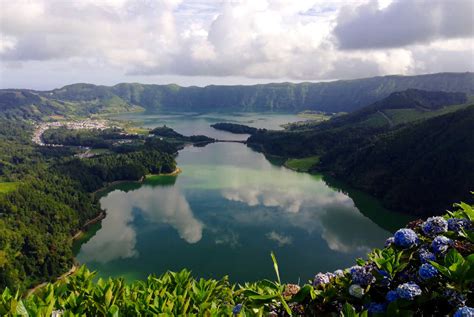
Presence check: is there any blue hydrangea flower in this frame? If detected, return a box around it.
[421,216,448,236]
[396,282,422,300]
[448,218,472,232]
[454,306,474,317]
[348,284,364,298]
[367,302,387,314]
[232,304,243,315]
[385,236,395,247]
[386,290,399,302]
[313,272,331,287]
[394,229,418,248]
[333,269,344,277]
[419,249,436,263]
[431,236,452,254]
[350,265,375,286]
[418,263,437,280]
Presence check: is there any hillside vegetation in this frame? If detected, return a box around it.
[1,73,473,120]
[0,119,178,291]
[248,90,474,215]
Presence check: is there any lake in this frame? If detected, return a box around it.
[76,113,412,283]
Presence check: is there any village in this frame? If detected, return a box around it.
[32,119,112,146]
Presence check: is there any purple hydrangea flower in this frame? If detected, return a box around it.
[418,249,436,263]
[367,302,387,314]
[394,229,418,248]
[386,290,399,302]
[421,216,448,236]
[396,282,422,300]
[454,306,474,317]
[418,263,437,280]
[333,269,344,277]
[448,218,472,232]
[313,272,331,287]
[350,265,375,286]
[385,236,395,247]
[432,236,452,254]
[233,304,243,315]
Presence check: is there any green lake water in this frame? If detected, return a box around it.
[76,113,412,283]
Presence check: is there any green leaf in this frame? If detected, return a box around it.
[270,252,281,285]
[430,261,451,278]
[15,299,29,316]
[278,294,292,316]
[342,302,357,317]
[444,249,463,267]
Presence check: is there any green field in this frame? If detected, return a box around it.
[385,104,471,125]
[0,182,20,194]
[284,156,320,172]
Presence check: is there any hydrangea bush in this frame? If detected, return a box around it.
[1,200,472,316]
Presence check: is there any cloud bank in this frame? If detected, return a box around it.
[0,0,473,89]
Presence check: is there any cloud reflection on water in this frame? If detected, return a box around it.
[219,173,389,254]
[78,185,203,263]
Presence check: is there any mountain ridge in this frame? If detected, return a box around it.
[1,72,473,120]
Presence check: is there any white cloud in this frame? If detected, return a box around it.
[0,0,472,89]
[266,231,293,246]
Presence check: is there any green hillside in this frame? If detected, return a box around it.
[247,91,474,215]
[1,72,473,120]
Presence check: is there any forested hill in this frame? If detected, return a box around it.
[285,89,470,131]
[247,92,474,216]
[1,72,473,119]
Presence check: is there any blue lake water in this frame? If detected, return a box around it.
[76,113,411,283]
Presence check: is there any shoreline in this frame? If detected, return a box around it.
[26,264,79,297]
[28,166,183,295]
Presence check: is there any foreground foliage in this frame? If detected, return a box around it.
[1,201,472,316]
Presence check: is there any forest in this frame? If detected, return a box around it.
[0,119,178,291]
[247,91,474,216]
[211,122,259,134]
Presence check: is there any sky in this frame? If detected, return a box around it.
[0,0,473,90]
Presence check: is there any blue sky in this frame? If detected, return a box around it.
[0,0,473,90]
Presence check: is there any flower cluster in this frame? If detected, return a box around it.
[232,304,242,315]
[367,302,386,314]
[385,290,399,302]
[348,284,364,298]
[396,282,422,300]
[418,263,437,280]
[313,272,331,287]
[454,306,474,317]
[431,235,452,254]
[418,249,436,263]
[349,265,375,286]
[294,203,472,316]
[384,236,394,247]
[421,216,448,236]
[393,228,418,248]
[448,218,471,232]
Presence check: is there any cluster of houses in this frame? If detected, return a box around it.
[32,120,111,146]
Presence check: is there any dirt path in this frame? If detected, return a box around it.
[26,264,78,297]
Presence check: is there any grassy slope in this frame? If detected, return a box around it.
[0,182,20,194]
[284,156,320,172]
